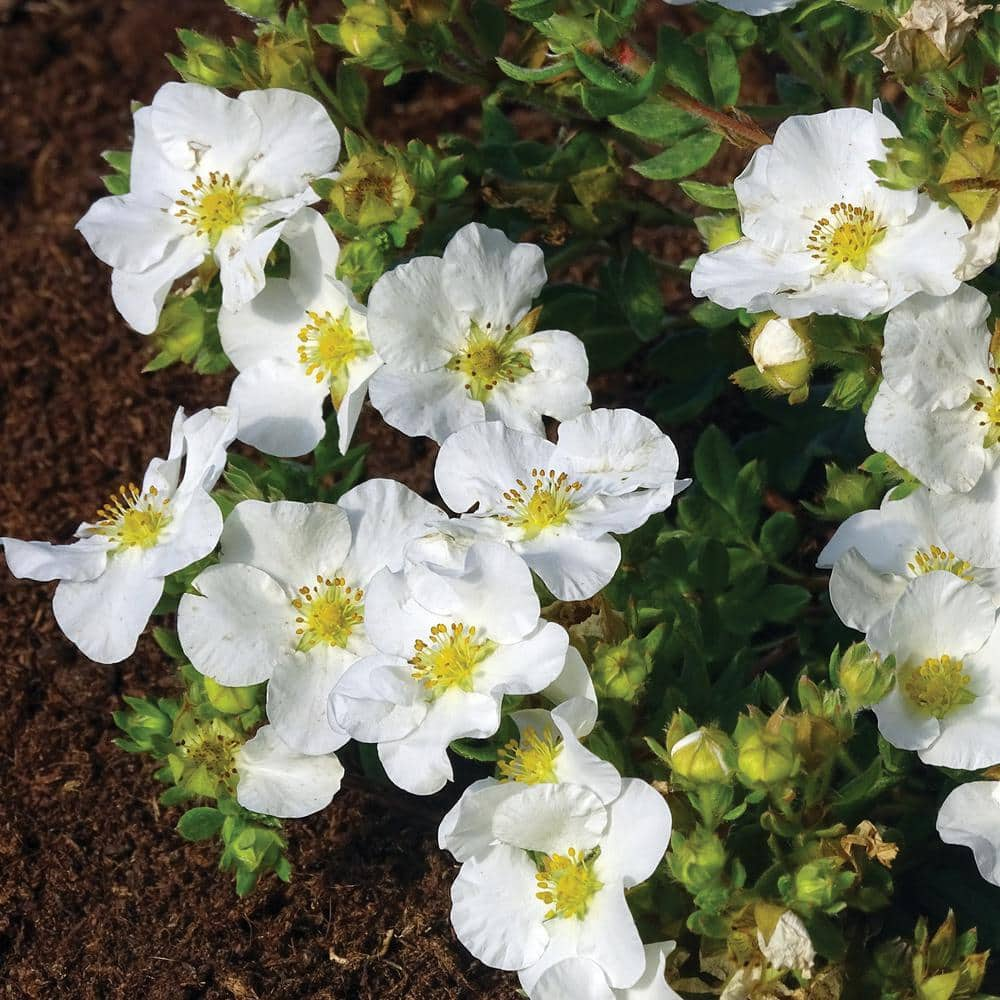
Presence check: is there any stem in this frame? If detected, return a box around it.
[662,84,773,149]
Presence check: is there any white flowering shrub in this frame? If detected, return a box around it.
[12,0,1000,994]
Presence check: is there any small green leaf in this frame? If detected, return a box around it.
[657,25,713,104]
[632,131,723,181]
[706,35,741,106]
[693,426,741,507]
[495,57,570,83]
[759,512,799,560]
[679,180,738,209]
[177,807,226,842]
[618,250,663,342]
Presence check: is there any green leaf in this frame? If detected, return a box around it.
[152,626,186,663]
[759,511,799,560]
[610,98,702,143]
[756,584,810,623]
[177,807,225,842]
[573,47,630,91]
[495,57,570,83]
[508,0,555,21]
[693,425,741,507]
[657,26,713,104]
[706,35,740,106]
[618,250,663,342]
[450,738,499,762]
[697,539,731,592]
[471,0,506,56]
[679,180,738,209]
[336,62,369,131]
[632,131,722,181]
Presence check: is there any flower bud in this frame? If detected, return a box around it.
[695,212,742,251]
[735,710,799,789]
[591,629,662,702]
[669,827,728,894]
[670,728,735,785]
[338,4,403,59]
[204,677,263,715]
[748,316,812,399]
[779,858,855,912]
[833,642,896,712]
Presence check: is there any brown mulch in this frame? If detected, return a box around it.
[0,3,518,997]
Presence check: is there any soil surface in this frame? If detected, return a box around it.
[0,2,521,996]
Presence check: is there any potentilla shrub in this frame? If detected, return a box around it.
[9,0,1000,994]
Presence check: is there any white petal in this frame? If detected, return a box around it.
[869,571,995,664]
[532,959,614,1000]
[283,208,342,304]
[337,478,447,586]
[880,286,990,409]
[485,369,591,434]
[933,453,1000,564]
[865,383,985,494]
[937,782,1000,886]
[817,493,930,571]
[367,256,464,371]
[872,685,941,751]
[550,710,622,804]
[450,844,549,971]
[435,421,557,516]
[478,621,569,695]
[218,276,304,372]
[217,219,287,313]
[177,405,238,493]
[828,549,907,634]
[266,645,356,755]
[957,201,1000,281]
[110,237,206,334]
[228,360,328,459]
[220,499,353,590]
[150,81,261,174]
[51,551,163,663]
[140,487,223,578]
[335,366,375,455]
[236,724,343,818]
[491,783,607,855]
[442,223,547,329]
[328,655,427,743]
[128,105,192,200]
[518,531,622,602]
[438,778,519,861]
[238,89,341,198]
[368,366,483,444]
[76,194,183,271]
[176,562,296,685]
[598,778,672,886]
[378,690,500,794]
[574,886,647,989]
[2,536,108,583]
[543,647,598,713]
[617,942,683,1000]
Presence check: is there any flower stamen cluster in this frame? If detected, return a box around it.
[500,470,583,540]
[498,726,563,784]
[806,202,885,271]
[174,172,261,247]
[297,308,373,402]
[410,622,495,694]
[93,482,172,550]
[907,546,975,580]
[902,653,976,718]
[292,575,365,652]
[535,847,604,921]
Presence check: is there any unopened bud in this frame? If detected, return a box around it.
[834,642,895,712]
[669,827,728,893]
[338,4,403,59]
[780,858,855,912]
[695,212,742,251]
[670,728,734,784]
[204,677,262,715]
[749,316,812,399]
[735,711,799,789]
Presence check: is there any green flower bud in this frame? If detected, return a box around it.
[747,315,812,401]
[204,677,263,716]
[668,827,728,894]
[780,857,855,912]
[591,629,662,702]
[338,4,403,59]
[670,728,735,785]
[695,212,742,251]
[833,642,896,712]
[734,710,799,789]
[173,30,240,88]
[327,150,415,230]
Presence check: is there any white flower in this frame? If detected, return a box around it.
[219,208,380,458]
[530,942,683,1000]
[817,485,1000,635]
[690,104,967,319]
[750,317,810,390]
[663,0,797,15]
[757,910,815,976]
[433,410,686,600]
[437,696,622,861]
[866,284,1000,493]
[937,780,1000,886]
[177,480,444,755]
[2,406,236,664]
[866,571,1000,769]
[366,223,591,443]
[443,778,671,992]
[77,82,341,333]
[328,540,569,794]
[236,724,343,818]
[957,200,1000,281]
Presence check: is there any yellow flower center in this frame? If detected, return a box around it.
[499,469,582,540]
[902,654,976,719]
[807,202,885,271]
[177,719,241,786]
[409,622,495,694]
[447,319,534,402]
[174,172,260,247]
[296,309,374,406]
[907,546,975,581]
[93,482,171,550]
[971,374,1000,447]
[292,576,365,652]
[535,847,603,921]
[498,726,562,784]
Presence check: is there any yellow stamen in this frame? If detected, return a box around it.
[499,468,582,540]
[902,654,976,719]
[446,319,534,402]
[292,575,365,652]
[409,622,495,694]
[296,309,373,406]
[174,172,260,247]
[93,482,171,550]
[535,847,603,921]
[498,726,562,784]
[970,373,1000,447]
[807,202,885,271]
[907,545,975,581]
